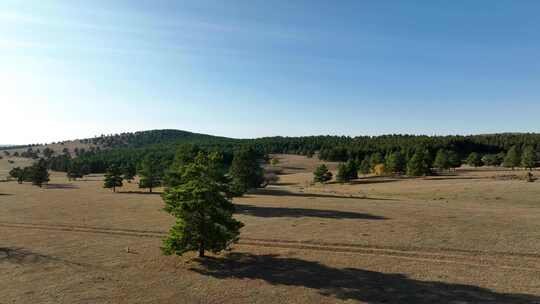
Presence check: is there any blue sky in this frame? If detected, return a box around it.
[1,1,539,144]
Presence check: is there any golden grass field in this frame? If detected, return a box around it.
[1,154,540,303]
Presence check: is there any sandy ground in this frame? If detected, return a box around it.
[1,154,540,303]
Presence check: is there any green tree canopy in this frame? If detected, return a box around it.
[29,159,50,187]
[229,147,264,194]
[503,146,521,170]
[313,164,333,183]
[336,160,357,183]
[67,161,84,180]
[447,151,461,170]
[103,165,123,192]
[521,146,537,171]
[466,152,483,167]
[369,152,384,170]
[162,152,243,258]
[138,154,164,193]
[385,151,406,174]
[406,149,431,176]
[358,156,371,175]
[9,167,24,184]
[433,149,450,171]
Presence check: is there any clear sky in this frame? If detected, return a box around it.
[1,1,539,144]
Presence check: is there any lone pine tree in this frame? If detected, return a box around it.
[103,165,123,192]
[521,146,537,171]
[29,159,50,187]
[162,152,243,258]
[138,154,163,193]
[313,164,333,183]
[230,147,264,194]
[504,146,521,170]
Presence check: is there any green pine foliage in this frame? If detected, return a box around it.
[447,151,461,170]
[162,152,243,258]
[385,151,406,174]
[503,146,521,170]
[336,160,358,183]
[358,156,371,175]
[138,154,164,193]
[229,147,265,194]
[466,152,483,167]
[369,152,383,170]
[103,165,123,192]
[9,167,24,184]
[521,146,537,171]
[406,149,431,176]
[29,159,50,187]
[121,164,136,182]
[433,149,450,171]
[313,164,333,183]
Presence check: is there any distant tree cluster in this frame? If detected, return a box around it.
[9,159,49,187]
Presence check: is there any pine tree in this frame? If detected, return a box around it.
[406,149,430,176]
[162,152,243,258]
[369,152,383,170]
[164,145,201,187]
[29,159,50,187]
[466,152,483,167]
[335,160,357,183]
[138,154,163,193]
[67,161,83,180]
[433,149,450,171]
[359,156,371,175]
[230,147,264,194]
[447,151,461,170]
[9,167,24,184]
[385,151,405,174]
[336,163,349,183]
[521,146,537,171]
[313,164,333,183]
[42,147,54,159]
[504,146,521,170]
[103,165,123,192]
[122,164,136,183]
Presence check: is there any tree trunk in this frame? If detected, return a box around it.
[113,186,116,192]
[149,186,152,193]
[198,243,205,257]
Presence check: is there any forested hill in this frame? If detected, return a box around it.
[13,129,540,174]
[93,129,234,148]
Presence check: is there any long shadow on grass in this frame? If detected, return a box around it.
[0,247,86,267]
[192,253,540,304]
[117,190,162,195]
[249,188,394,201]
[235,204,387,220]
[44,183,79,189]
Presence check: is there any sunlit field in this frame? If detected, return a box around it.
[1,154,539,303]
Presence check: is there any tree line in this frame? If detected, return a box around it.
[313,145,538,183]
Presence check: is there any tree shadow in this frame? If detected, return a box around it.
[249,188,395,201]
[272,182,299,186]
[0,193,12,196]
[117,190,163,195]
[282,166,306,171]
[0,247,85,267]
[192,253,540,304]
[422,176,486,181]
[348,179,402,185]
[44,183,79,189]
[235,204,387,220]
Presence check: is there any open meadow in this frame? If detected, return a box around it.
[1,154,540,303]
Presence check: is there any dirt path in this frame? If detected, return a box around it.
[3,221,540,273]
